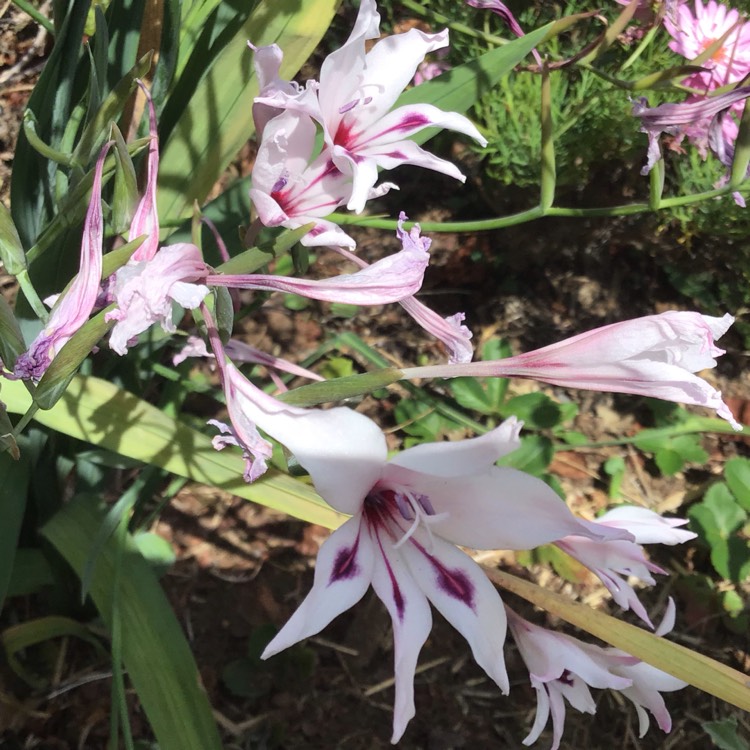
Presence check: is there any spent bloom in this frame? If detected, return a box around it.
[107,243,210,355]
[402,311,740,429]
[14,143,110,381]
[206,213,430,306]
[633,87,750,173]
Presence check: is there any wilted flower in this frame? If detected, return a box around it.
[633,87,750,173]
[107,243,210,355]
[206,212,430,305]
[402,311,740,429]
[14,143,111,381]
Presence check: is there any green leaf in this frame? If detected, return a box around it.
[42,497,222,750]
[6,549,55,598]
[501,392,562,429]
[157,0,338,227]
[1,614,105,687]
[0,202,27,275]
[10,0,90,248]
[725,457,750,512]
[654,447,684,476]
[496,434,553,476]
[603,456,626,499]
[449,377,493,414]
[0,450,31,613]
[2,374,344,528]
[133,531,176,577]
[704,717,749,750]
[670,434,709,464]
[0,294,26,370]
[111,123,139,233]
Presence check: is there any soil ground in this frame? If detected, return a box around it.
[2,3,750,749]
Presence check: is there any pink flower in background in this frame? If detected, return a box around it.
[206,213,430,305]
[14,143,111,381]
[251,408,629,742]
[664,0,750,89]
[254,0,487,213]
[402,311,740,429]
[507,600,686,749]
[107,243,209,355]
[413,48,451,85]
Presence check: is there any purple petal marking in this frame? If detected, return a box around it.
[329,533,361,583]
[396,112,430,131]
[559,669,574,686]
[376,533,406,621]
[413,539,476,610]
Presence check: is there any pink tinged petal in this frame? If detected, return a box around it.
[173,335,213,366]
[262,516,376,658]
[14,142,110,381]
[107,243,209,354]
[369,529,432,743]
[400,533,509,693]
[428,311,740,430]
[332,147,381,214]
[206,238,429,305]
[595,506,696,545]
[399,298,474,363]
[555,537,661,627]
[359,138,468,183]
[208,417,270,482]
[523,682,552,747]
[224,339,324,382]
[130,83,160,262]
[220,364,388,514]
[388,416,522,477]
[393,465,631,551]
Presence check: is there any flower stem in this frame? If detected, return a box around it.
[399,0,509,47]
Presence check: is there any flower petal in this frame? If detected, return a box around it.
[388,416,522,477]
[221,364,388,514]
[370,528,432,743]
[262,516,375,657]
[391,465,630,550]
[400,532,509,692]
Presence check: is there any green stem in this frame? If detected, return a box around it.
[12,401,39,438]
[11,0,54,33]
[330,182,750,233]
[16,269,49,321]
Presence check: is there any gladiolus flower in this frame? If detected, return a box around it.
[241,402,630,742]
[107,243,210,355]
[401,311,740,429]
[254,0,487,213]
[14,143,111,381]
[508,599,686,749]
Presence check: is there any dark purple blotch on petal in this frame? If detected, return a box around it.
[329,534,361,584]
[396,112,430,132]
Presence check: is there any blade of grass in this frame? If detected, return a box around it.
[42,496,222,750]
